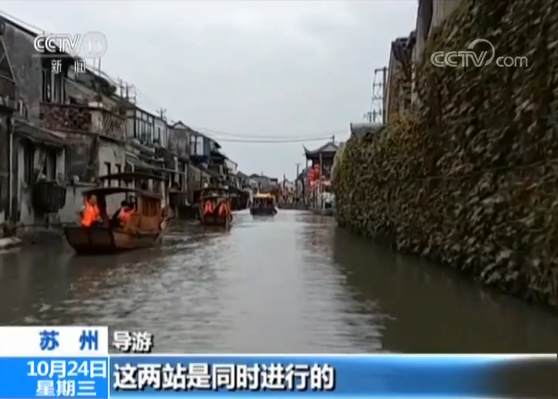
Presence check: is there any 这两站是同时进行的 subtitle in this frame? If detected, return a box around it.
[112,361,336,391]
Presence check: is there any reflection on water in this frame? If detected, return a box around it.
[332,229,558,352]
[0,210,557,353]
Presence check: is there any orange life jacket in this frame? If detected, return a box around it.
[119,209,131,223]
[81,203,100,227]
[218,202,228,216]
[203,201,214,215]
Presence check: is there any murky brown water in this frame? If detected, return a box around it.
[0,210,557,353]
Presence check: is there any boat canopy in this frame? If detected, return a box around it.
[200,187,230,200]
[82,186,161,199]
[254,193,274,199]
[201,186,229,192]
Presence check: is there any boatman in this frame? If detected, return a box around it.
[110,200,129,227]
[80,195,101,227]
[118,201,133,225]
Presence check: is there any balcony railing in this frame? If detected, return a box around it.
[40,103,126,141]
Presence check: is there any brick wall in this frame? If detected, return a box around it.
[40,103,125,141]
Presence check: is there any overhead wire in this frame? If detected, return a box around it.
[191,127,347,140]
[201,136,337,143]
[87,67,349,142]
[0,9,349,143]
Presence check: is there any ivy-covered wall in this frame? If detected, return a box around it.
[334,0,558,309]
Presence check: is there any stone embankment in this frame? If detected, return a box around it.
[334,0,558,309]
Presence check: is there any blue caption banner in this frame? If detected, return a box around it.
[0,357,109,399]
[109,355,501,397]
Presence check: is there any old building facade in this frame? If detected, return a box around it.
[0,18,71,229]
[384,33,416,124]
[383,0,464,120]
[0,16,128,226]
[0,13,243,229]
[0,22,18,229]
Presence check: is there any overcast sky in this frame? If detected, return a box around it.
[1,1,416,179]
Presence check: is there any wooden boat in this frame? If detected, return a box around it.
[198,186,232,227]
[250,193,277,216]
[64,172,171,255]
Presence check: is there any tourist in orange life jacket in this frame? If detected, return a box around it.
[218,201,228,216]
[203,200,214,215]
[120,202,133,223]
[80,195,102,227]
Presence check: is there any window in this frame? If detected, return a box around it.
[196,136,204,155]
[67,64,76,80]
[44,149,57,180]
[189,135,196,155]
[42,68,65,103]
[157,127,161,143]
[42,69,52,102]
[53,73,65,103]
[24,143,35,185]
[17,100,28,119]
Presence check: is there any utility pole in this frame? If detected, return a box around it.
[331,135,335,144]
[157,108,167,121]
[381,66,387,125]
[295,162,301,199]
[117,78,124,98]
[368,66,388,125]
[373,67,388,125]
[122,83,136,103]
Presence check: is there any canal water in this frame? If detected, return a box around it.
[0,210,557,353]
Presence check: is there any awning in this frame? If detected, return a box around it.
[190,162,220,177]
[128,157,184,174]
[128,157,161,171]
[14,120,65,149]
